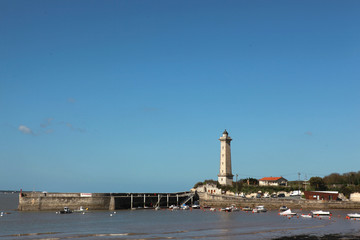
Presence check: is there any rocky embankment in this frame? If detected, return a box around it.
[198,192,360,209]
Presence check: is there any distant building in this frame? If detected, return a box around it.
[304,191,339,201]
[350,192,360,202]
[218,130,233,186]
[195,183,222,195]
[259,177,288,186]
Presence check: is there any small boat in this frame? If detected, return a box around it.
[181,205,190,210]
[230,205,240,212]
[192,204,201,209]
[192,201,200,209]
[347,213,360,218]
[253,206,267,213]
[279,209,296,216]
[59,207,72,214]
[209,207,216,211]
[279,206,288,211]
[220,205,240,212]
[242,206,252,211]
[73,206,87,213]
[312,210,331,216]
[220,207,231,212]
[301,214,313,218]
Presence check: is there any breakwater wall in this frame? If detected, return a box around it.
[18,192,196,211]
[198,193,360,209]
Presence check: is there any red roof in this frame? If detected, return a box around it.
[259,177,284,181]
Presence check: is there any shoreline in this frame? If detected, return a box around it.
[198,192,360,209]
[273,233,360,240]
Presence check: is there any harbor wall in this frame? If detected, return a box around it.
[18,192,194,211]
[198,192,360,209]
[18,192,111,211]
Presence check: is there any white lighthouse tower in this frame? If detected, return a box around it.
[218,130,233,186]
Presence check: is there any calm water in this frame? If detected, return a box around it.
[1,193,360,239]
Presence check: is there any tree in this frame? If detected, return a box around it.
[309,177,327,191]
[241,178,259,185]
[323,173,343,185]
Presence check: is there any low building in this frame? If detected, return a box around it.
[194,183,222,195]
[350,192,360,202]
[304,191,339,201]
[259,177,288,186]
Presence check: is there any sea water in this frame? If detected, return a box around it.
[1,193,360,239]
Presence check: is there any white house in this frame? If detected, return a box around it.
[259,177,288,186]
[195,183,222,195]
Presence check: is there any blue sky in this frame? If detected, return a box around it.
[1,0,359,193]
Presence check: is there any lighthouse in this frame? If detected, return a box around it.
[218,130,233,186]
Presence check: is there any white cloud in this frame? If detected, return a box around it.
[18,125,35,135]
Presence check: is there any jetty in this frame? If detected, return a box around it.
[18,191,197,211]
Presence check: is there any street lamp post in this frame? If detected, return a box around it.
[236,174,238,195]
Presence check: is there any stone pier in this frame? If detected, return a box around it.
[18,191,196,211]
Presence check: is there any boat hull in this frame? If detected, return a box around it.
[347,213,360,218]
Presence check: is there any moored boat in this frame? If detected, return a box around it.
[181,205,190,210]
[347,213,360,218]
[192,204,200,209]
[230,205,240,211]
[73,206,88,213]
[252,206,267,213]
[312,210,331,216]
[242,206,252,211]
[279,209,296,216]
[279,206,288,211]
[220,207,231,212]
[58,207,72,214]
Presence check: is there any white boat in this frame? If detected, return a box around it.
[209,207,216,211]
[220,207,231,212]
[219,205,240,212]
[347,213,360,218]
[312,210,331,215]
[279,209,296,216]
[73,206,87,213]
[252,206,267,213]
[181,205,190,210]
[59,207,72,214]
[301,214,313,218]
[279,206,288,211]
[230,205,240,212]
[192,204,201,209]
[242,206,252,211]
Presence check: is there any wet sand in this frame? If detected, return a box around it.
[274,233,360,239]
